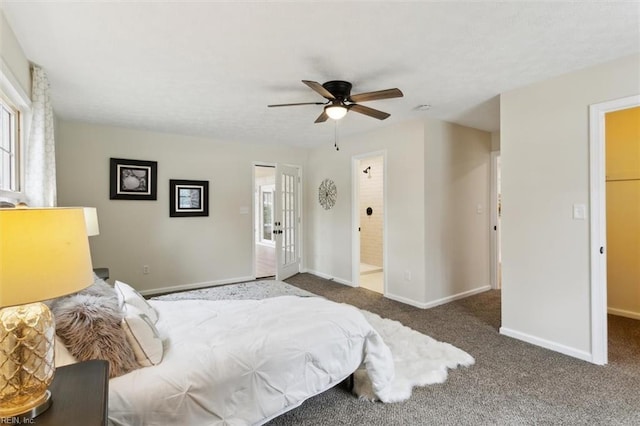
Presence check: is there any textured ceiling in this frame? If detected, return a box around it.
[1,1,639,148]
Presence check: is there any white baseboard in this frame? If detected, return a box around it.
[499,327,593,363]
[385,292,429,309]
[386,285,492,310]
[140,275,254,297]
[608,307,640,320]
[304,269,354,287]
[423,285,492,309]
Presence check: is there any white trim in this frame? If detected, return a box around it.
[386,285,492,310]
[140,275,255,297]
[588,94,640,366]
[0,57,31,109]
[490,151,500,290]
[304,269,354,287]
[607,308,640,320]
[351,157,360,288]
[500,327,593,363]
[607,308,640,321]
[351,150,387,295]
[0,57,31,199]
[385,292,429,309]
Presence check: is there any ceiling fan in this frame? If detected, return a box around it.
[268,80,403,123]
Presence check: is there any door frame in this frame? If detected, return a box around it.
[588,94,640,365]
[490,151,501,289]
[351,150,387,293]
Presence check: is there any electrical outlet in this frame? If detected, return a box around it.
[404,270,412,281]
[143,265,150,274]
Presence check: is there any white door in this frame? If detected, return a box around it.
[275,164,301,280]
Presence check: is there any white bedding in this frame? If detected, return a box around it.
[108,296,394,425]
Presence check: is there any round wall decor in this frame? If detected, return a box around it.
[318,179,337,210]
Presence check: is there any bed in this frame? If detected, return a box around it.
[52,280,395,426]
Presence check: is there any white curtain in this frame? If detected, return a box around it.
[24,65,56,207]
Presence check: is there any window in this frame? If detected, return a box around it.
[0,95,20,192]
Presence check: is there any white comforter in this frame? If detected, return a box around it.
[108,296,394,425]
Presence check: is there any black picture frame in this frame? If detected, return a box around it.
[169,179,209,217]
[110,158,157,200]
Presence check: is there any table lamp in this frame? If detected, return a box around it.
[0,207,94,419]
[83,207,100,237]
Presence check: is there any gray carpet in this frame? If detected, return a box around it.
[265,273,640,426]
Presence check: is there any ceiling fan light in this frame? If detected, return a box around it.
[325,105,347,120]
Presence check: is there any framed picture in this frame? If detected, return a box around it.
[110,158,157,200]
[169,179,209,217]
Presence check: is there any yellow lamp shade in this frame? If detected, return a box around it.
[0,208,94,307]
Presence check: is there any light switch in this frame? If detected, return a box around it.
[476,204,483,214]
[573,204,586,220]
[239,206,249,215]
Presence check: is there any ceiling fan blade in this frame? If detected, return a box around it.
[348,104,390,120]
[349,88,403,103]
[314,110,329,123]
[268,102,326,107]
[302,80,336,100]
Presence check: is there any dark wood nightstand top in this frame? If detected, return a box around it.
[35,360,109,426]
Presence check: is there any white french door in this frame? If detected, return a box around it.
[274,164,301,280]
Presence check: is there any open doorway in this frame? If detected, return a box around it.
[254,165,276,278]
[589,94,640,365]
[604,106,640,366]
[353,153,385,294]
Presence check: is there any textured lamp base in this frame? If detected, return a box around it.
[0,303,55,419]
[0,390,51,421]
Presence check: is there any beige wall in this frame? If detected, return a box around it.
[500,54,640,359]
[55,120,308,294]
[424,118,492,304]
[358,155,383,267]
[305,117,492,307]
[0,11,30,97]
[304,119,427,303]
[491,131,501,152]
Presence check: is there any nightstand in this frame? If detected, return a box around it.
[35,360,109,426]
[93,268,110,281]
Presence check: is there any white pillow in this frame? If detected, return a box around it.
[114,280,159,323]
[121,305,163,367]
[54,336,78,367]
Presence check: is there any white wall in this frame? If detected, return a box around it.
[56,120,307,294]
[424,119,492,304]
[304,119,426,303]
[0,10,30,97]
[500,54,640,359]
[305,117,492,307]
